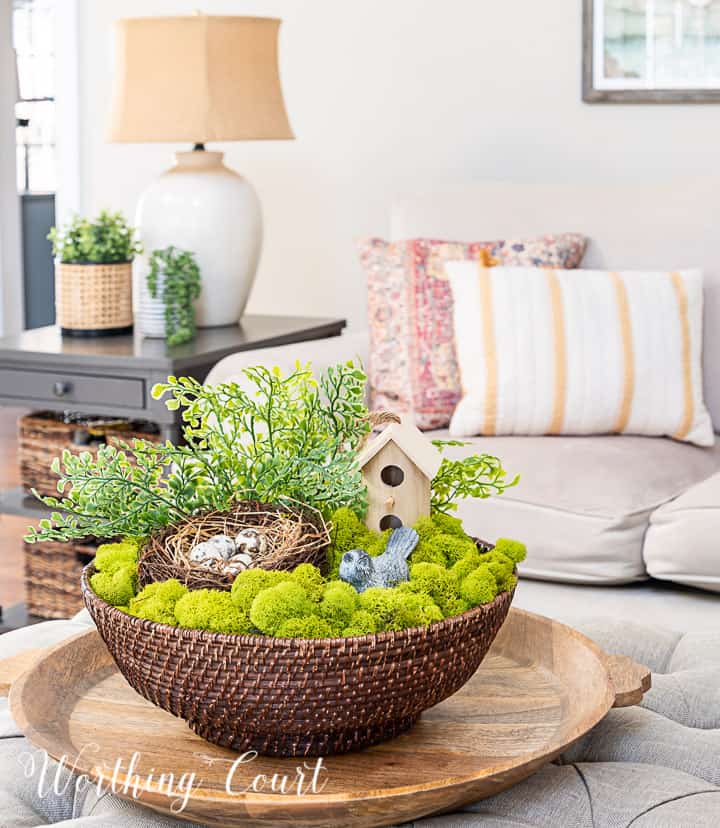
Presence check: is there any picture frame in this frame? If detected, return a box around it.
[583,0,720,102]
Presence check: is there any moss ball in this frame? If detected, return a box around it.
[90,565,137,607]
[230,568,288,613]
[175,589,252,635]
[342,609,377,636]
[413,515,441,542]
[289,563,325,601]
[328,507,374,574]
[276,615,333,639]
[128,579,188,624]
[430,512,466,537]
[249,581,314,636]
[365,529,391,557]
[459,565,498,606]
[450,550,483,582]
[329,507,371,553]
[494,538,527,565]
[94,541,138,574]
[408,562,461,617]
[427,533,477,565]
[318,581,359,632]
[410,539,448,568]
[359,586,441,632]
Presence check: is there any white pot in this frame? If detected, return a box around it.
[134,150,262,328]
[136,272,167,339]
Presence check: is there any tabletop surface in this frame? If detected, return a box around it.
[0,316,346,370]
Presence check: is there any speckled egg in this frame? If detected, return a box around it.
[222,551,254,576]
[189,534,237,565]
[234,528,268,557]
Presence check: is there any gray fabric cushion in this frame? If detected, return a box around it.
[2,618,719,826]
[645,470,720,592]
[428,432,720,585]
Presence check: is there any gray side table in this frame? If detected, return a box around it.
[0,314,345,520]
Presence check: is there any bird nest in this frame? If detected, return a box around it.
[138,500,330,592]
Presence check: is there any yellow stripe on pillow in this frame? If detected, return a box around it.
[445,265,713,447]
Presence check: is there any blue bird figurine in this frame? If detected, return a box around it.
[339,526,419,593]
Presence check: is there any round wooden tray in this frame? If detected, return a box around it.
[8,608,649,828]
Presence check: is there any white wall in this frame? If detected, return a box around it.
[75,0,720,330]
[0,0,23,335]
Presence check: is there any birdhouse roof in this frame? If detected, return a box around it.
[356,417,443,480]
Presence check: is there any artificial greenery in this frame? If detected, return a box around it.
[431,439,518,514]
[147,246,202,346]
[49,210,142,264]
[89,514,528,639]
[26,362,371,543]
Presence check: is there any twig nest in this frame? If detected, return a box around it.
[235,528,268,557]
[189,535,236,564]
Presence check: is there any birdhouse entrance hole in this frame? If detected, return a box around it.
[379,514,403,531]
[381,465,405,486]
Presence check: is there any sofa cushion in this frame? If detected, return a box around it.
[428,432,720,584]
[644,470,720,592]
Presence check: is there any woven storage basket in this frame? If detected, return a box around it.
[55,261,133,336]
[19,412,161,499]
[82,555,513,758]
[27,539,99,619]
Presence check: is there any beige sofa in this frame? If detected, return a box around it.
[209,180,720,593]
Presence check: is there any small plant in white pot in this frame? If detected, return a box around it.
[49,210,142,337]
[139,246,202,346]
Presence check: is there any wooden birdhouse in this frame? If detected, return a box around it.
[356,416,443,532]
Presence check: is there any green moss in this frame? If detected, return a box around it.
[276,615,333,639]
[94,541,138,574]
[475,549,518,593]
[459,565,498,606]
[249,581,314,636]
[450,549,482,582]
[494,538,527,565]
[430,512,466,537]
[175,589,253,635]
[359,585,442,632]
[413,515,442,542]
[230,568,288,613]
[90,565,137,607]
[341,609,377,636]
[408,562,461,617]
[327,507,374,574]
[427,533,477,565]
[365,529,391,557]
[289,563,325,601]
[409,538,448,567]
[128,579,188,624]
[318,581,359,632]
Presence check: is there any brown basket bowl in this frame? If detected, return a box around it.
[82,564,514,758]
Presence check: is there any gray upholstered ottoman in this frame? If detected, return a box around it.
[0,616,718,827]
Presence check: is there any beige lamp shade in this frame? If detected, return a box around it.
[108,15,294,143]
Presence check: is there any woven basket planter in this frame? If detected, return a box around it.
[82,564,514,757]
[55,261,133,336]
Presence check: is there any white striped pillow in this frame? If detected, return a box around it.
[444,264,714,447]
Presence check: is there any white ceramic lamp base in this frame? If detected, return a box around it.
[135,150,262,328]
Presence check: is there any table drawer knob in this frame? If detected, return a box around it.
[53,381,72,398]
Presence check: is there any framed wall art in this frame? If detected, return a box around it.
[583,0,720,102]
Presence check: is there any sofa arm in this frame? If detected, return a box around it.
[205,330,370,386]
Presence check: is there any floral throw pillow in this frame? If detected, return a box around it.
[359,233,587,429]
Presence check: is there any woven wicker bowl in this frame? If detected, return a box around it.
[82,565,514,758]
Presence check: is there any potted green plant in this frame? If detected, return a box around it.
[49,210,142,337]
[138,246,202,346]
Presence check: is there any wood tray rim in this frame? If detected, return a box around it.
[9,607,620,808]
